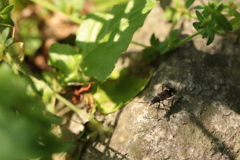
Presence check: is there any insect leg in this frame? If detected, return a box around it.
[162,84,165,91]
[157,102,163,121]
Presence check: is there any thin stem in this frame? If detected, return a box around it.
[30,76,90,121]
[173,29,205,49]
[131,41,149,48]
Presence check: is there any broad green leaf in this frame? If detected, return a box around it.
[0,4,13,15]
[93,67,152,114]
[76,0,156,81]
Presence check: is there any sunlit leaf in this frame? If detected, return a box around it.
[76,0,156,81]
[49,43,81,74]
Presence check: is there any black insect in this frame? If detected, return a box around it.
[135,84,177,120]
[149,84,177,106]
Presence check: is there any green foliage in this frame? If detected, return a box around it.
[76,0,156,81]
[93,68,152,114]
[48,43,85,83]
[0,27,13,60]
[0,63,72,159]
[143,0,240,63]
[164,0,195,24]
[193,1,233,45]
[0,1,156,159]
[18,18,42,56]
[0,2,14,31]
[2,0,240,158]
[143,30,180,63]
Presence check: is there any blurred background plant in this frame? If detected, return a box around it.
[0,0,155,159]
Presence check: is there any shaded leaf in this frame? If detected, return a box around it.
[206,34,214,45]
[194,5,204,9]
[93,67,152,114]
[214,12,232,30]
[195,10,205,22]
[185,0,195,9]
[150,34,159,46]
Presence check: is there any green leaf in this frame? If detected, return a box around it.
[192,22,200,30]
[48,43,82,75]
[185,0,195,9]
[76,0,156,82]
[202,32,208,38]
[230,9,240,19]
[169,29,178,40]
[206,25,214,39]
[0,27,10,43]
[214,12,232,30]
[0,4,14,15]
[150,34,159,46]
[230,18,240,30]
[195,10,205,22]
[194,5,204,9]
[206,34,214,45]
[4,37,13,47]
[93,67,152,114]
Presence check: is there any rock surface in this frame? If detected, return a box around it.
[81,3,240,160]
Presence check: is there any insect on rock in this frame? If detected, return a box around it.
[135,84,177,120]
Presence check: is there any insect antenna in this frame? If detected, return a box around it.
[133,101,149,104]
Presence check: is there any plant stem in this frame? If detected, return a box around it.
[174,29,205,49]
[131,41,149,48]
[30,76,90,122]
